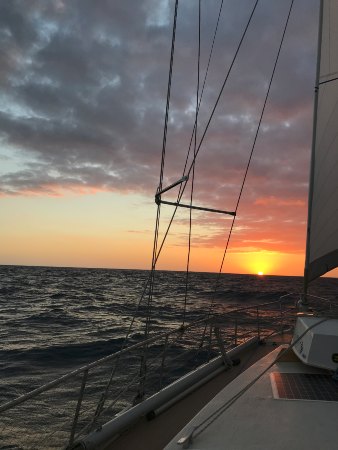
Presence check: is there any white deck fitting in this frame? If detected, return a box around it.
[165,346,338,450]
[292,316,338,370]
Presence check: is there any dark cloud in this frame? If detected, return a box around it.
[0,0,318,252]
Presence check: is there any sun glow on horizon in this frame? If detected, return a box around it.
[244,250,276,276]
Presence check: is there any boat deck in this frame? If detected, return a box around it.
[165,340,338,450]
[107,333,291,450]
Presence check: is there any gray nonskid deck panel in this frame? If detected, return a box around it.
[165,346,338,450]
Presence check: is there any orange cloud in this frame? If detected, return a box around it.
[254,196,306,207]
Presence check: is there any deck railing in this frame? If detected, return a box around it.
[0,293,331,449]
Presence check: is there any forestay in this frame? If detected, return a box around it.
[306,0,338,282]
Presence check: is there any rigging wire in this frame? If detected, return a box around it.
[142,0,227,332]
[109,0,227,355]
[183,0,201,327]
[220,0,295,292]
[128,0,260,350]
[199,0,296,343]
[146,0,261,351]
[179,0,225,186]
[100,0,289,411]
[152,0,260,270]
[182,0,260,182]
[145,0,179,338]
[136,0,179,403]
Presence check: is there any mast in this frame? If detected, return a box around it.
[303,0,324,296]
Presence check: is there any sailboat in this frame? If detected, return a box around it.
[82,1,338,448]
[162,0,338,448]
[1,1,338,449]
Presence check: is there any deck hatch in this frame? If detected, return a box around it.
[270,372,338,401]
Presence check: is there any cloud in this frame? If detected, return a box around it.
[254,196,306,207]
[0,0,318,257]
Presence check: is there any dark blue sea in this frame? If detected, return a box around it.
[0,265,337,448]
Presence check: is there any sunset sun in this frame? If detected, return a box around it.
[257,271,264,276]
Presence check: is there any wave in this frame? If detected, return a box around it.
[1,265,337,405]
[0,337,126,368]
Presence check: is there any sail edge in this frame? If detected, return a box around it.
[307,249,338,282]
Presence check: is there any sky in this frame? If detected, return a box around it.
[1,0,337,277]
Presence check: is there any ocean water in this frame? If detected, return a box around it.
[1,265,337,448]
[1,265,338,386]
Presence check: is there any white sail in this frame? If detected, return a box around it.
[306,0,338,282]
